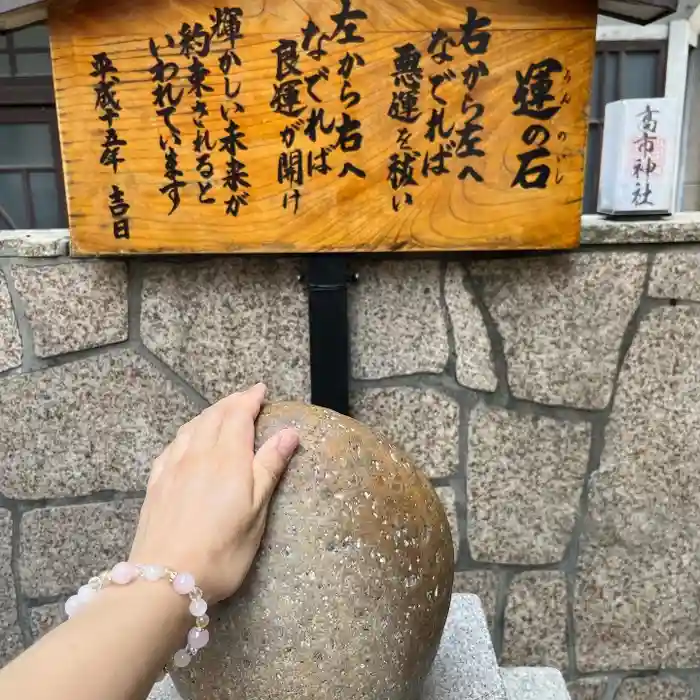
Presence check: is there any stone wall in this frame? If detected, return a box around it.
[2,223,700,700]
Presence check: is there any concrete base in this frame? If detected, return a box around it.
[502,668,571,700]
[422,595,507,700]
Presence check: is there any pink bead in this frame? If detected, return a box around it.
[187,627,210,650]
[189,598,208,617]
[173,572,195,595]
[173,649,191,668]
[111,562,138,585]
[64,595,81,618]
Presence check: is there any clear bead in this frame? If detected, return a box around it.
[143,564,166,582]
[173,649,191,668]
[189,598,207,617]
[196,614,210,629]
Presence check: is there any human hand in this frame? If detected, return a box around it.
[129,383,299,604]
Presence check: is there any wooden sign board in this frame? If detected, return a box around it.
[49,0,596,255]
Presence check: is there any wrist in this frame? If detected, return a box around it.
[97,576,191,623]
[65,562,212,669]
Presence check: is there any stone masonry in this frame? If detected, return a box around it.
[3,229,700,699]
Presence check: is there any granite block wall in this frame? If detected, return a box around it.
[2,229,700,699]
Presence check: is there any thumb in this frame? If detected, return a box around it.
[252,428,299,506]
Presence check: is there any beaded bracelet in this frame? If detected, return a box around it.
[64,562,210,669]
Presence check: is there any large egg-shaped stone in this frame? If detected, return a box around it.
[171,402,454,700]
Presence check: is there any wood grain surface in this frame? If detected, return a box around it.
[49,0,597,255]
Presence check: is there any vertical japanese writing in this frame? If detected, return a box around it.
[387,43,423,211]
[553,68,572,184]
[298,10,338,209]
[454,6,491,183]
[180,18,216,205]
[91,52,130,239]
[336,47,366,179]
[108,185,130,239]
[510,58,564,190]
[212,7,244,103]
[331,0,368,180]
[387,6,493,212]
[149,36,185,214]
[213,7,250,215]
[632,104,659,207]
[220,106,250,216]
[271,39,306,118]
[92,53,127,174]
[147,8,250,217]
[274,0,367,214]
[424,30,456,182]
[272,37,306,213]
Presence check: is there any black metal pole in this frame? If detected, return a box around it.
[306,255,351,415]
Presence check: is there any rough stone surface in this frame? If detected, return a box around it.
[436,486,460,563]
[576,306,700,671]
[0,350,197,499]
[19,500,142,597]
[10,240,700,685]
[352,387,460,477]
[350,260,448,379]
[581,213,700,244]
[471,253,646,409]
[171,402,454,700]
[0,271,21,372]
[502,572,568,670]
[0,627,24,666]
[0,230,69,257]
[467,406,590,564]
[0,510,17,629]
[453,570,499,630]
[141,259,309,402]
[567,678,609,700]
[149,677,181,700]
[615,677,693,700]
[444,264,497,392]
[12,262,128,357]
[30,603,66,640]
[423,594,507,700]
[648,251,700,301]
[501,668,570,700]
